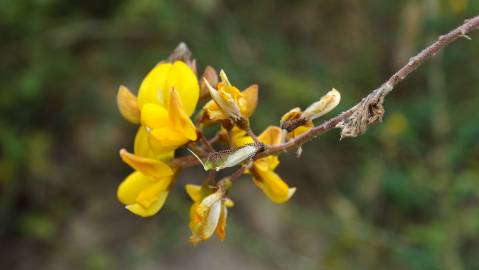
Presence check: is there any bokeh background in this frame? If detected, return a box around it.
[1,0,479,269]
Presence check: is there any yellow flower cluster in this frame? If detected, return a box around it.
[116,61,199,217]
[116,45,340,244]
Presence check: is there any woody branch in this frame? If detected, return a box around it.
[170,14,479,169]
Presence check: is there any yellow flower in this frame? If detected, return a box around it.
[137,61,199,116]
[117,149,175,217]
[203,70,258,122]
[140,88,197,154]
[186,185,233,244]
[230,126,296,203]
[116,60,200,217]
[117,61,199,158]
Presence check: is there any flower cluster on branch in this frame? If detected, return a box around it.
[115,14,479,245]
[116,43,340,244]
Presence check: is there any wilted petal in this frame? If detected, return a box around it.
[280,107,302,124]
[302,88,341,121]
[215,204,228,240]
[201,199,222,240]
[204,78,242,121]
[200,66,219,99]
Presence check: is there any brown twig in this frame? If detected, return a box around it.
[197,130,216,152]
[170,15,479,169]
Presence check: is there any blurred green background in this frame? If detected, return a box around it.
[1,0,479,269]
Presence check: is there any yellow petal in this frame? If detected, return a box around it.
[258,126,282,146]
[168,88,197,140]
[150,128,189,150]
[134,127,174,160]
[117,85,140,124]
[204,100,229,121]
[185,184,203,202]
[126,191,168,217]
[140,103,170,129]
[230,125,254,147]
[165,61,199,116]
[205,78,242,121]
[288,121,314,140]
[240,84,258,118]
[136,178,172,208]
[119,149,173,178]
[117,171,152,205]
[254,155,280,172]
[137,63,172,109]
[252,168,295,203]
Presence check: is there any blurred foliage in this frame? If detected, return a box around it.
[1,0,479,269]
